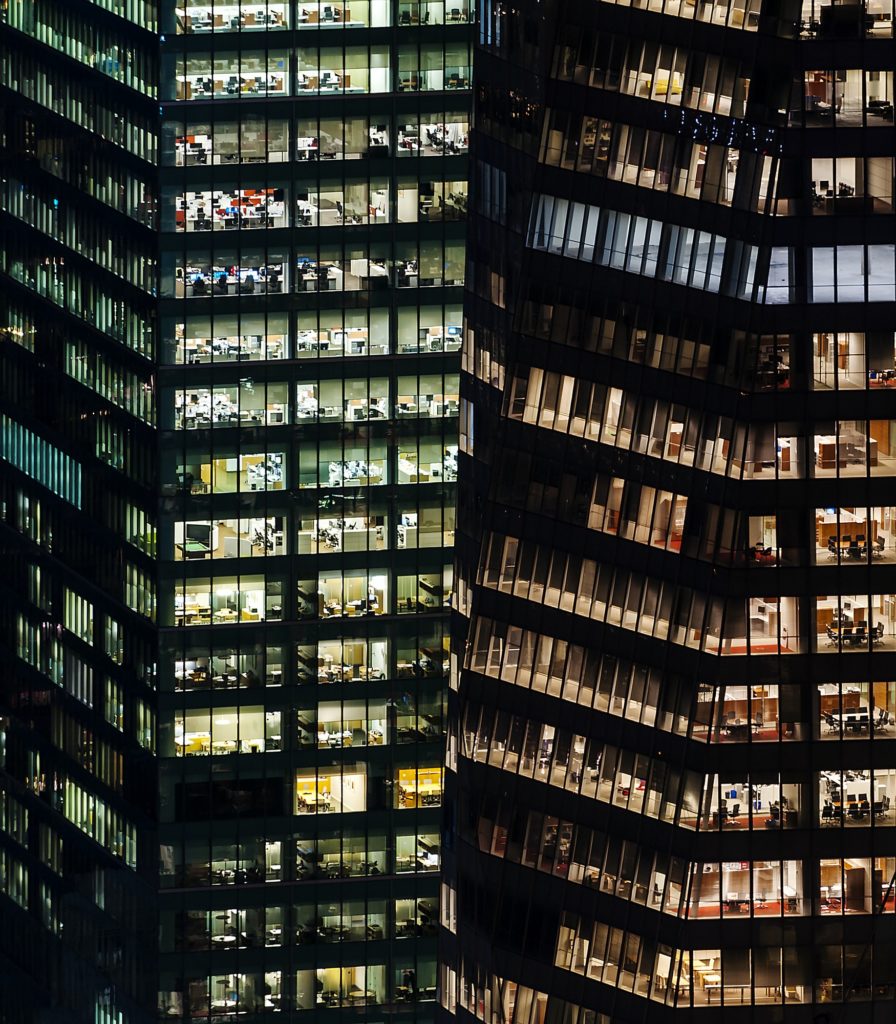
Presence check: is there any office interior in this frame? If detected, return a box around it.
[295,768,367,814]
[169,114,468,164]
[174,188,288,231]
[174,517,287,560]
[172,648,284,691]
[175,1,289,32]
[173,382,288,428]
[812,331,896,388]
[814,506,896,563]
[800,69,894,125]
[173,0,473,31]
[173,574,282,625]
[175,451,286,494]
[800,0,894,36]
[172,707,281,755]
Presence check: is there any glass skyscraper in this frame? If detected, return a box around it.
[0,0,469,1020]
[443,0,896,1021]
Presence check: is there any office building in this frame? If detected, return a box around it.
[442,0,896,1021]
[0,0,469,1020]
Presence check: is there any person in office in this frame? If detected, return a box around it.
[402,969,417,999]
[243,272,256,293]
[192,273,208,295]
[215,272,229,295]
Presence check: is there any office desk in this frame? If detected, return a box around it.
[815,438,846,469]
[298,791,332,811]
[831,712,871,731]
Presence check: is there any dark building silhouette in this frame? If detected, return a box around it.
[442,0,896,1021]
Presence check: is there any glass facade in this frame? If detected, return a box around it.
[1,0,468,1021]
[443,1,896,1022]
[0,3,160,1022]
[156,1,468,1022]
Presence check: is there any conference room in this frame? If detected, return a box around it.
[691,683,788,743]
[395,766,443,808]
[172,706,281,756]
[295,766,367,815]
[815,593,891,650]
[817,681,896,739]
[814,505,896,563]
[817,767,896,826]
[310,700,387,748]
